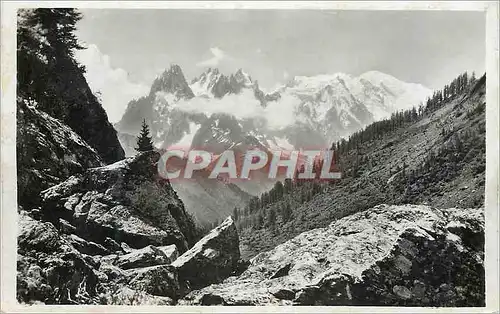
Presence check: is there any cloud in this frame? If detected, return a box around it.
[169,89,300,130]
[196,47,227,67]
[75,44,149,122]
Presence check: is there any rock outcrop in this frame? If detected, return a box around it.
[180,205,484,307]
[172,216,241,294]
[100,217,240,303]
[39,151,199,253]
[115,245,177,270]
[16,151,197,304]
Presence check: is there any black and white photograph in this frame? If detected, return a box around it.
[1,1,499,311]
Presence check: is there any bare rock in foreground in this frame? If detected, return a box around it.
[172,216,240,295]
[180,205,484,307]
[17,211,101,304]
[114,245,175,270]
[40,151,199,254]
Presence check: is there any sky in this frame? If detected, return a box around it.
[75,9,486,122]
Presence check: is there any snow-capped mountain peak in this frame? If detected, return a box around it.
[150,64,194,100]
[356,70,432,119]
[290,72,352,89]
[233,68,253,86]
[190,67,224,98]
[190,68,258,99]
[118,65,432,158]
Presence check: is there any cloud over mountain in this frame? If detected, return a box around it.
[171,89,300,130]
[196,47,228,68]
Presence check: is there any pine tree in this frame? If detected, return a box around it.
[267,208,276,227]
[282,201,292,222]
[257,213,264,228]
[233,207,239,222]
[135,119,154,152]
[470,71,476,84]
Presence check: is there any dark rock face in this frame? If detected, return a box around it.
[116,64,195,138]
[39,151,199,253]
[149,64,195,99]
[61,69,125,164]
[17,9,125,165]
[211,74,232,98]
[172,216,240,294]
[16,99,104,208]
[180,205,484,307]
[191,113,245,153]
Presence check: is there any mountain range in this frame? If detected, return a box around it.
[116,65,432,155]
[15,9,487,307]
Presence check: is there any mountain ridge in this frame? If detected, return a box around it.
[116,64,432,154]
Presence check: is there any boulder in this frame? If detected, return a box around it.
[64,234,109,256]
[40,151,200,253]
[18,212,62,254]
[172,216,240,294]
[114,245,174,270]
[98,262,128,283]
[180,205,484,307]
[17,210,184,305]
[128,265,179,298]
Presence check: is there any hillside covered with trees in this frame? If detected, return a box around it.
[235,72,486,258]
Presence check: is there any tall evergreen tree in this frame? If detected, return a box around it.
[135,119,154,152]
[282,201,292,222]
[233,207,239,222]
[267,208,276,227]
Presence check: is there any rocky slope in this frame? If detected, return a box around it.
[17,208,241,305]
[16,98,104,208]
[39,151,200,252]
[17,149,244,304]
[180,205,484,306]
